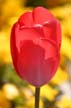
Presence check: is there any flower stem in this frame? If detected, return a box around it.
[35,87,40,108]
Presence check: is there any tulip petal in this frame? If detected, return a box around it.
[43,20,61,49]
[39,39,59,59]
[33,7,55,24]
[18,12,33,27]
[38,57,59,86]
[10,7,61,87]
[16,40,45,86]
[14,25,44,52]
[17,40,59,87]
[11,23,59,87]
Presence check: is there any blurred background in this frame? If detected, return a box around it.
[0,0,71,108]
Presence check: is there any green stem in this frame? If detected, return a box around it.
[35,87,40,108]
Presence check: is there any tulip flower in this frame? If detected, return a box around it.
[10,6,61,108]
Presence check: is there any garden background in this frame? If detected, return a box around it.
[0,0,71,108]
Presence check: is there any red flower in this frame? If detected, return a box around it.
[10,7,61,87]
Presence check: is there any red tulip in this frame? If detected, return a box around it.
[10,7,61,87]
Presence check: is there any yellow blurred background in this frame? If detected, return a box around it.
[0,0,71,108]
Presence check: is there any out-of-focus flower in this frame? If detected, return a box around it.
[61,36,71,60]
[56,96,71,108]
[21,87,34,99]
[45,0,70,7]
[0,31,11,63]
[59,81,71,98]
[51,5,71,20]
[0,90,11,108]
[10,6,61,87]
[41,85,58,101]
[2,0,22,18]
[2,83,19,100]
[27,97,43,108]
[51,67,68,84]
[27,84,58,101]
[63,19,71,36]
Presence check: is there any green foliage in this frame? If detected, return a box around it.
[0,63,28,87]
[25,0,47,8]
